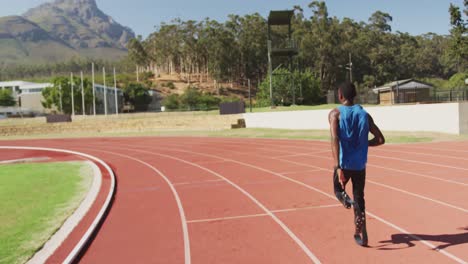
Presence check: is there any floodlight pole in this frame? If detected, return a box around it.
[103,67,107,116]
[81,71,85,116]
[114,67,118,115]
[70,73,75,116]
[59,84,63,113]
[92,62,96,116]
[349,53,353,83]
[248,79,252,113]
[267,40,273,108]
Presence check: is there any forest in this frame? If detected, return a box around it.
[125,0,468,93]
[1,1,467,107]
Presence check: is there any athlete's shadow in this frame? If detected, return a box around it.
[377,227,468,251]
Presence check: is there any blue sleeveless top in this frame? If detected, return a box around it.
[338,105,369,170]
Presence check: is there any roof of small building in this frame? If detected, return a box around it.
[373,79,433,93]
[0,81,52,89]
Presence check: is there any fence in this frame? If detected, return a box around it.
[328,87,468,105]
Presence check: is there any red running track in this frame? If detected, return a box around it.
[1,137,467,263]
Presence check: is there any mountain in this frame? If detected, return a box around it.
[0,16,78,63]
[0,0,135,64]
[23,0,134,50]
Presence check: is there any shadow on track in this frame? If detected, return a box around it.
[377,227,468,251]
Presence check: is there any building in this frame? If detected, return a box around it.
[0,81,52,115]
[0,80,123,116]
[94,84,124,115]
[373,79,433,105]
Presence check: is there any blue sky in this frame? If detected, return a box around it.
[0,0,464,37]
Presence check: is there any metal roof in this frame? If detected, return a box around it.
[268,10,294,25]
[373,79,433,93]
[0,81,37,87]
[0,81,52,90]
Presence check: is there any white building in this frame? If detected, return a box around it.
[0,81,52,115]
[0,80,123,116]
[94,84,124,115]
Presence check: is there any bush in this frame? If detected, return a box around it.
[0,89,16,107]
[448,72,468,88]
[123,82,152,111]
[162,94,180,110]
[166,82,176,89]
[257,69,322,106]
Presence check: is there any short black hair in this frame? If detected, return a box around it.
[339,82,357,101]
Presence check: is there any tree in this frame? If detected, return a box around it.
[448,3,468,73]
[42,76,94,114]
[368,11,393,32]
[0,89,16,106]
[127,37,149,69]
[162,94,180,110]
[257,69,321,106]
[123,82,152,111]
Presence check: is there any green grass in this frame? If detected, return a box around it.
[0,162,92,264]
[248,104,383,113]
[250,104,340,112]
[0,127,460,144]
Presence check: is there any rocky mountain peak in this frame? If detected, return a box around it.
[23,0,135,49]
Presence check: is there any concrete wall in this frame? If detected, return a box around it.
[20,93,47,113]
[243,102,468,134]
[458,103,468,134]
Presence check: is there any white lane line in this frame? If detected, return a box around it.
[368,180,468,213]
[188,213,269,223]
[105,145,322,264]
[386,144,468,154]
[367,164,468,187]
[0,146,115,264]
[279,169,323,175]
[129,144,465,264]
[375,148,468,161]
[0,157,51,164]
[272,150,330,159]
[371,154,468,172]
[369,213,468,264]
[173,179,225,186]
[188,204,341,224]
[86,149,191,264]
[271,148,468,187]
[196,160,229,165]
[209,139,468,183]
[162,140,468,186]
[274,155,468,213]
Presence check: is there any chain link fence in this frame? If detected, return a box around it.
[328,87,468,105]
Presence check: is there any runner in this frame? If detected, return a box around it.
[328,82,385,246]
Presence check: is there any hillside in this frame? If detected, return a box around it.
[0,16,78,63]
[0,0,134,64]
[23,0,134,50]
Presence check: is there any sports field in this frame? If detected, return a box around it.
[0,162,91,264]
[1,137,467,263]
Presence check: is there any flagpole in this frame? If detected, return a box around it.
[70,73,75,116]
[81,71,85,116]
[103,67,107,116]
[92,62,96,116]
[59,84,63,113]
[113,67,118,115]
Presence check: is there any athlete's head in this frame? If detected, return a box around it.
[338,82,357,103]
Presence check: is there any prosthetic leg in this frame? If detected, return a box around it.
[333,168,352,209]
[353,202,368,246]
[333,168,368,246]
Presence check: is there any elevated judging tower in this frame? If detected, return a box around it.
[267,10,298,107]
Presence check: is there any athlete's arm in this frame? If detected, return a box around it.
[368,114,385,147]
[329,108,346,187]
[328,108,340,167]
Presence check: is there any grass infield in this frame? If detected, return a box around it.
[0,128,461,144]
[0,162,92,264]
